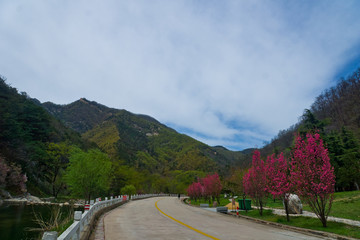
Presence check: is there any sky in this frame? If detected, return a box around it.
[1,0,360,151]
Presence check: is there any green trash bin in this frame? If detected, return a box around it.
[244,199,251,210]
[238,199,251,210]
[238,199,244,210]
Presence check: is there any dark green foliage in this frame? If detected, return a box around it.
[261,67,360,191]
[42,98,118,133]
[0,77,85,196]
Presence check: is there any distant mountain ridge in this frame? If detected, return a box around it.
[0,76,250,196]
[42,98,250,175]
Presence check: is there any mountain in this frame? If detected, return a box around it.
[42,99,250,176]
[0,77,92,196]
[42,98,118,133]
[0,74,251,197]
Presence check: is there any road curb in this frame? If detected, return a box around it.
[181,198,357,240]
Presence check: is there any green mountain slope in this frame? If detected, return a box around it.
[43,99,250,176]
[42,98,118,133]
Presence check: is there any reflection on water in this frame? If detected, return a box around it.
[0,203,82,240]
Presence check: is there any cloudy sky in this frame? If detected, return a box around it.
[1,0,360,150]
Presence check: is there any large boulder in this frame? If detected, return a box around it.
[26,193,42,203]
[285,194,303,214]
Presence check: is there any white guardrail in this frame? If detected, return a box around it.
[42,194,169,240]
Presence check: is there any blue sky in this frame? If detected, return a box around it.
[1,0,360,150]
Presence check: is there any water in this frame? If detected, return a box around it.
[0,203,83,240]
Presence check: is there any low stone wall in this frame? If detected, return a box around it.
[42,194,168,240]
[42,196,128,240]
[82,200,128,240]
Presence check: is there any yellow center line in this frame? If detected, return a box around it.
[155,199,220,240]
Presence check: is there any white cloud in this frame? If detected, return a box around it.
[1,0,360,150]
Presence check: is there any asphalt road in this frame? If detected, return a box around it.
[103,197,332,240]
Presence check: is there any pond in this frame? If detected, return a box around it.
[0,203,83,240]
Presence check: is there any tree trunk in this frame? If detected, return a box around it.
[320,215,327,227]
[259,200,263,216]
[284,197,290,222]
[243,195,247,213]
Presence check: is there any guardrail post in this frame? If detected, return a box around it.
[74,211,82,221]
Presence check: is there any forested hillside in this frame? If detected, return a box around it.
[0,76,250,199]
[261,67,360,191]
[44,99,249,183]
[0,76,90,197]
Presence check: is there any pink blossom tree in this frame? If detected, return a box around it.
[187,173,222,205]
[0,155,27,194]
[187,181,203,201]
[243,150,267,215]
[290,133,335,227]
[266,153,292,221]
[202,173,222,204]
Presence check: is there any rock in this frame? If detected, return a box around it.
[0,189,12,199]
[4,198,27,204]
[41,197,55,202]
[27,195,42,203]
[285,194,303,214]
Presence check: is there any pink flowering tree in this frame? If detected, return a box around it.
[202,173,222,204]
[290,133,335,227]
[187,181,203,201]
[0,156,27,194]
[243,150,267,215]
[187,173,222,205]
[266,153,292,221]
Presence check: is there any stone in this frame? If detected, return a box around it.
[27,195,42,203]
[216,207,228,214]
[285,194,303,214]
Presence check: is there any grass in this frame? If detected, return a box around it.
[26,205,74,237]
[237,209,360,239]
[52,219,74,235]
[185,196,227,207]
[186,191,360,238]
[250,190,360,221]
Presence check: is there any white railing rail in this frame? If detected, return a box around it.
[42,194,172,240]
[57,195,126,240]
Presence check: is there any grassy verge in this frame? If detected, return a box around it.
[237,209,360,239]
[185,196,229,207]
[252,190,360,221]
[51,219,74,235]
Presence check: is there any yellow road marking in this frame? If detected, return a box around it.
[155,199,220,240]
